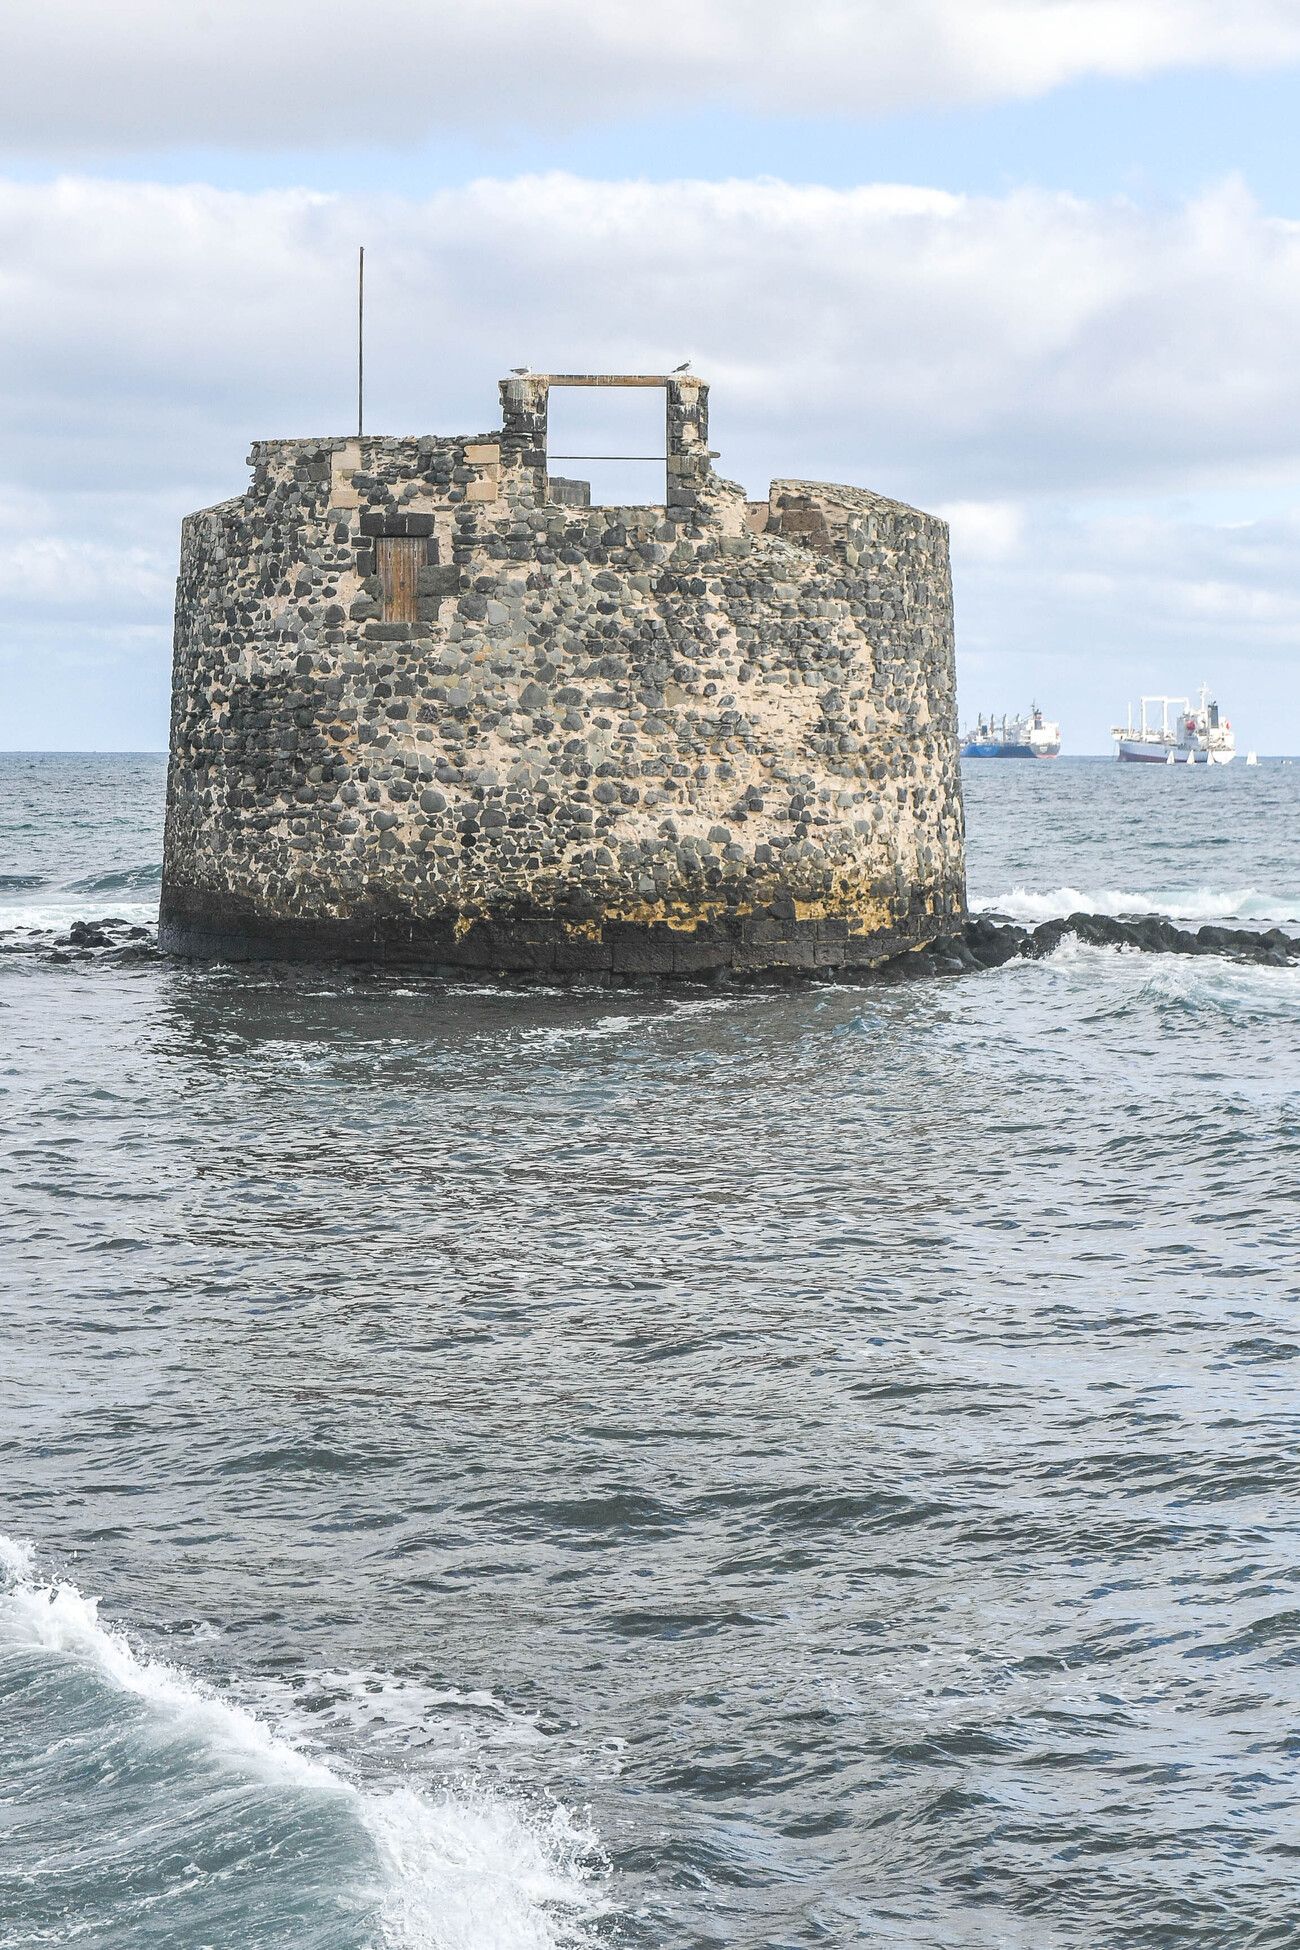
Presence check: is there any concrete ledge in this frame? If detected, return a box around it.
[158,892,954,981]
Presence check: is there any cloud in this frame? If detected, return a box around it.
[955,500,1300,647]
[936,502,1027,560]
[3,168,1300,747]
[0,489,171,613]
[4,172,1300,503]
[951,498,1300,748]
[4,1,1300,152]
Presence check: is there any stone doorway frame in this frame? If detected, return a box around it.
[498,372,712,517]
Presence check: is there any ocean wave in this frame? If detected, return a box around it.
[1124,955,1300,1022]
[248,1669,550,1761]
[0,1537,604,1949]
[522,1015,639,1050]
[0,901,158,937]
[1033,936,1300,1020]
[67,863,163,894]
[0,872,46,890]
[977,883,1300,928]
[514,995,764,1050]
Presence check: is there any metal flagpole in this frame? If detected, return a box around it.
[357,246,365,438]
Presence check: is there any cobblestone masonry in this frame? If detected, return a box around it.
[160,374,966,976]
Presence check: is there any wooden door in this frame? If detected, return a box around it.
[377,537,422,624]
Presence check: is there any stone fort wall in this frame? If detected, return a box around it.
[160,374,965,976]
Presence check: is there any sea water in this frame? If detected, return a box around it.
[1,753,1298,1949]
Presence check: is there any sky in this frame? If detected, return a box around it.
[4,0,1300,752]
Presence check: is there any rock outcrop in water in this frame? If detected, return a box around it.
[160,372,965,977]
[904,912,1300,978]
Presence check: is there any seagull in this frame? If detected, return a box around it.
[510,365,531,374]
[672,360,692,373]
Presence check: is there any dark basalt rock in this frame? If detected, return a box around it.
[51,917,159,961]
[933,913,1300,975]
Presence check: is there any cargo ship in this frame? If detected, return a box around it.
[1111,686,1236,764]
[960,704,1061,759]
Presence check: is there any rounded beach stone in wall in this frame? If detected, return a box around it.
[160,380,965,978]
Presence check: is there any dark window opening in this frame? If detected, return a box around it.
[377,536,423,623]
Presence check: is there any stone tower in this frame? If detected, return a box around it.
[160,373,965,977]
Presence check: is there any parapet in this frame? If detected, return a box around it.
[160,374,965,977]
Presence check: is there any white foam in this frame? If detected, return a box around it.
[0,1534,35,1581]
[1025,935,1300,1018]
[522,1015,638,1049]
[368,1787,602,1950]
[1127,952,1300,1019]
[976,884,1299,927]
[246,1667,549,1761]
[0,900,158,935]
[0,1537,605,1949]
[515,995,762,1050]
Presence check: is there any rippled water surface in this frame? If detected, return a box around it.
[2,753,1299,1949]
